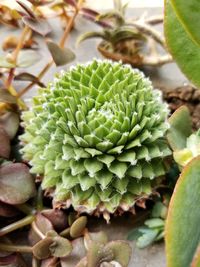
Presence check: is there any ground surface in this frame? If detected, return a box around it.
[0,7,188,267]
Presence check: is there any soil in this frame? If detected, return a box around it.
[161,85,200,130]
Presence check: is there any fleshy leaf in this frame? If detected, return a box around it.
[166,156,200,267]
[105,241,132,266]
[0,163,36,204]
[47,41,75,66]
[167,106,192,151]
[70,216,87,238]
[0,112,19,139]
[164,0,200,88]
[0,89,17,104]
[17,50,41,67]
[0,127,10,159]
[22,16,51,36]
[170,0,200,47]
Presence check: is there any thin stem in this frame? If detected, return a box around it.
[12,26,30,63]
[0,243,32,253]
[5,68,15,89]
[36,185,43,211]
[31,221,45,239]
[17,0,83,98]
[32,256,40,267]
[15,203,36,215]
[0,215,35,237]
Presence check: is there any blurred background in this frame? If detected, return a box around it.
[86,0,163,9]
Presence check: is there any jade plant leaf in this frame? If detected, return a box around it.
[0,163,36,204]
[164,0,200,88]
[166,156,200,267]
[22,16,51,36]
[167,106,192,151]
[47,41,75,66]
[0,127,10,159]
[70,216,87,238]
[170,0,200,47]
[0,112,19,140]
[0,89,17,104]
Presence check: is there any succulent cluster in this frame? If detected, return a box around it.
[20,60,171,216]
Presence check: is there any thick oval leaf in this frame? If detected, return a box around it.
[47,41,75,66]
[105,241,132,266]
[0,56,15,68]
[0,127,10,158]
[17,50,41,67]
[70,216,87,238]
[22,17,51,36]
[41,209,68,231]
[167,105,192,151]
[164,1,200,88]
[49,236,72,257]
[32,237,53,260]
[0,163,36,204]
[60,238,86,267]
[170,0,200,47]
[35,213,54,235]
[0,89,17,104]
[0,112,19,139]
[166,156,200,267]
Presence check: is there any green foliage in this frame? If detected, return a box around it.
[20,60,171,214]
[128,201,167,248]
[167,106,200,167]
[164,0,200,88]
[166,156,200,267]
[170,0,200,47]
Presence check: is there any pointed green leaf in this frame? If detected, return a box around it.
[109,161,127,179]
[84,158,103,177]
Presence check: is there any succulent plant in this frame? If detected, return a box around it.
[20,59,171,217]
[166,105,200,168]
[79,0,172,67]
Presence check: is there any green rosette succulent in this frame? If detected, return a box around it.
[20,60,171,216]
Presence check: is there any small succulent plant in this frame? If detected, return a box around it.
[128,200,168,248]
[167,105,200,168]
[173,130,200,167]
[20,59,171,217]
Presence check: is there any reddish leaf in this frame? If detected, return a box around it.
[0,112,19,140]
[22,17,51,36]
[35,213,54,235]
[17,0,36,18]
[0,163,36,205]
[41,209,68,231]
[0,127,10,159]
[0,201,18,218]
[0,253,27,267]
